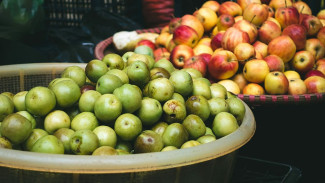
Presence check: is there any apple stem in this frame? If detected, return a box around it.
[285,0,287,8]
[300,6,305,14]
[250,15,256,24]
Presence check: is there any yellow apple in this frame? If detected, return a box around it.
[288,78,307,95]
[243,59,270,83]
[284,70,301,80]
[217,79,241,95]
[194,7,218,33]
[243,83,265,95]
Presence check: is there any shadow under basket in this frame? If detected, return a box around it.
[0,63,256,183]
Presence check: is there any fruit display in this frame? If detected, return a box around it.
[0,51,248,156]
[112,0,325,96]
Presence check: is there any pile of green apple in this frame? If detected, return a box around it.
[0,51,246,156]
[144,0,325,95]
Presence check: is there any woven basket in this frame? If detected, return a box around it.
[94,27,161,60]
[0,63,255,183]
[94,28,325,106]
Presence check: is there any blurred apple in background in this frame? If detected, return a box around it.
[253,41,268,58]
[218,1,243,17]
[288,78,307,95]
[316,59,325,75]
[179,14,205,39]
[317,9,325,20]
[170,44,194,69]
[304,76,325,93]
[155,32,171,48]
[243,59,270,83]
[234,43,255,64]
[258,20,281,44]
[233,19,258,44]
[269,0,293,11]
[305,38,325,61]
[264,71,289,94]
[194,7,218,33]
[304,69,325,79]
[173,25,199,48]
[208,50,239,80]
[293,0,312,15]
[222,27,250,52]
[183,55,207,76]
[274,5,300,29]
[264,54,285,72]
[281,24,307,51]
[317,27,325,46]
[243,83,265,95]
[243,3,269,27]
[267,35,296,63]
[299,14,323,37]
[237,0,261,11]
[168,17,181,34]
[201,0,220,13]
[216,14,235,32]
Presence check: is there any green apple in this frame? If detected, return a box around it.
[114,113,142,141]
[147,78,174,102]
[0,94,14,121]
[70,129,99,155]
[94,94,122,124]
[50,79,81,108]
[78,90,101,112]
[180,140,201,149]
[93,125,117,147]
[212,112,239,137]
[92,146,118,156]
[12,91,28,112]
[106,69,129,84]
[85,59,108,83]
[44,110,71,134]
[61,66,86,87]
[134,130,164,153]
[169,70,193,97]
[182,114,206,139]
[71,112,98,131]
[162,123,189,148]
[113,83,142,113]
[25,86,56,116]
[53,128,75,154]
[102,53,124,70]
[96,74,123,94]
[31,135,64,154]
[23,128,48,151]
[136,97,163,126]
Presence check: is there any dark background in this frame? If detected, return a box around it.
[1,1,325,183]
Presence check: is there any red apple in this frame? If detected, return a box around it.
[267,35,296,63]
[304,76,325,93]
[264,54,285,72]
[208,50,239,80]
[183,55,207,76]
[275,5,300,29]
[293,1,312,15]
[199,53,212,66]
[304,69,325,79]
[258,20,282,44]
[210,31,225,51]
[253,40,268,58]
[136,39,156,51]
[305,38,325,61]
[288,78,307,95]
[81,83,95,94]
[233,19,258,44]
[291,50,316,74]
[172,25,199,48]
[243,3,269,27]
[264,71,289,94]
[170,44,194,68]
[218,1,243,17]
[317,26,325,46]
[154,47,170,61]
[180,14,205,39]
[221,27,250,52]
[216,14,235,31]
[299,14,323,37]
[281,24,307,51]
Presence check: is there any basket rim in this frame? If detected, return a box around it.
[94,27,162,60]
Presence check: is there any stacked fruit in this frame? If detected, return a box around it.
[0,52,246,155]
[143,0,325,95]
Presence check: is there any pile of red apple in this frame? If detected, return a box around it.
[136,0,325,95]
